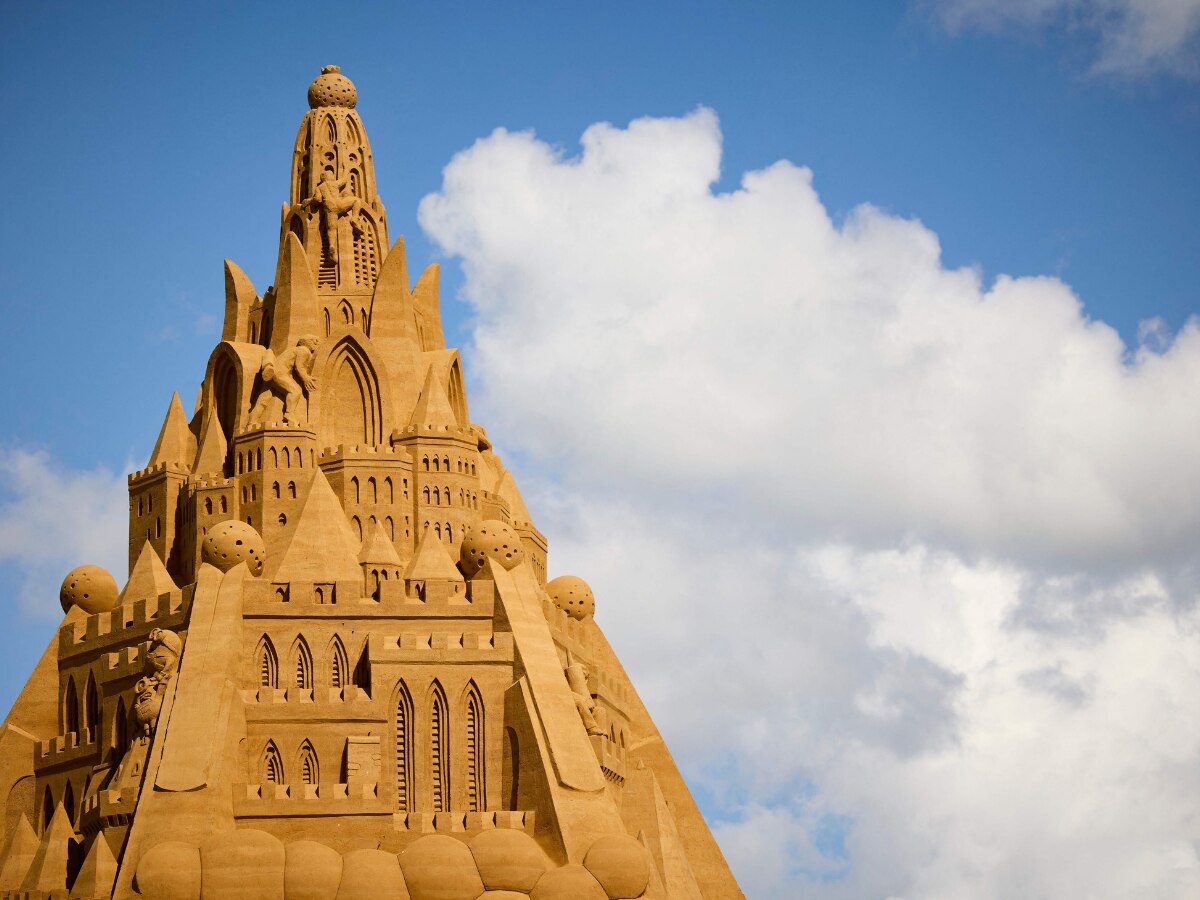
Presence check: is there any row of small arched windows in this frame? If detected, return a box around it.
[238,446,312,473]
[261,738,321,786]
[349,475,404,505]
[423,521,456,543]
[254,633,368,693]
[350,514,405,542]
[421,455,477,476]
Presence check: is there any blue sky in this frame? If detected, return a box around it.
[2,2,1199,896]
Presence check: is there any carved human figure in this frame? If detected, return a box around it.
[249,336,320,425]
[133,628,183,741]
[306,169,366,243]
[566,663,604,737]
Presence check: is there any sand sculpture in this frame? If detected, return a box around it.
[0,66,744,899]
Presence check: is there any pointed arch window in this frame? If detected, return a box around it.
[384,477,393,503]
[352,642,371,696]
[429,681,450,813]
[464,682,485,812]
[262,740,285,784]
[351,476,360,503]
[41,786,54,834]
[256,635,279,689]
[204,497,213,515]
[272,481,280,499]
[113,696,128,760]
[288,481,297,499]
[291,636,314,690]
[270,447,278,467]
[299,740,319,785]
[64,677,79,738]
[63,781,75,825]
[394,681,413,812]
[220,495,228,513]
[368,477,378,503]
[329,636,349,689]
[352,516,363,541]
[84,672,99,744]
[385,516,394,540]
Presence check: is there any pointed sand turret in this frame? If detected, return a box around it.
[359,519,403,567]
[404,528,464,584]
[68,833,118,899]
[408,363,459,428]
[0,814,38,890]
[412,263,445,351]
[20,803,74,893]
[148,392,196,470]
[121,540,179,602]
[269,233,322,354]
[271,469,363,583]
[222,259,258,343]
[192,405,227,476]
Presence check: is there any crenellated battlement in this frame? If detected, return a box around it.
[58,591,188,659]
[369,630,515,663]
[391,424,477,441]
[190,475,236,491]
[128,461,190,484]
[319,443,408,463]
[237,422,318,436]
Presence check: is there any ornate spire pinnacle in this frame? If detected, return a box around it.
[287,66,387,294]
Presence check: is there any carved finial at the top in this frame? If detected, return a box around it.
[308,65,357,109]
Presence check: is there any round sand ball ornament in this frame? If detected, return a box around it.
[459,520,525,576]
[307,65,357,109]
[60,565,119,614]
[202,521,266,575]
[546,575,595,621]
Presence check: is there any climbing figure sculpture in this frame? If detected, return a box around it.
[250,336,320,426]
[306,169,366,245]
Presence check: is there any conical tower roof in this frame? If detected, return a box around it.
[271,468,363,583]
[121,540,179,601]
[148,392,195,469]
[359,518,402,566]
[404,527,464,583]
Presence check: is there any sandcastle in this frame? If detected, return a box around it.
[0,67,743,899]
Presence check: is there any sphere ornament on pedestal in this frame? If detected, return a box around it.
[202,520,266,575]
[59,565,119,614]
[546,575,595,620]
[307,65,357,109]
[460,520,526,576]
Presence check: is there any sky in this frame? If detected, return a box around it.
[2,1,1199,896]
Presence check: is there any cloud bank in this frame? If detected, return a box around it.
[0,449,128,618]
[924,0,1200,77]
[420,110,1200,897]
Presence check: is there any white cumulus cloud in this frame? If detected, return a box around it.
[420,110,1200,897]
[0,449,129,618]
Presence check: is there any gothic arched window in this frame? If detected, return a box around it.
[255,635,279,689]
